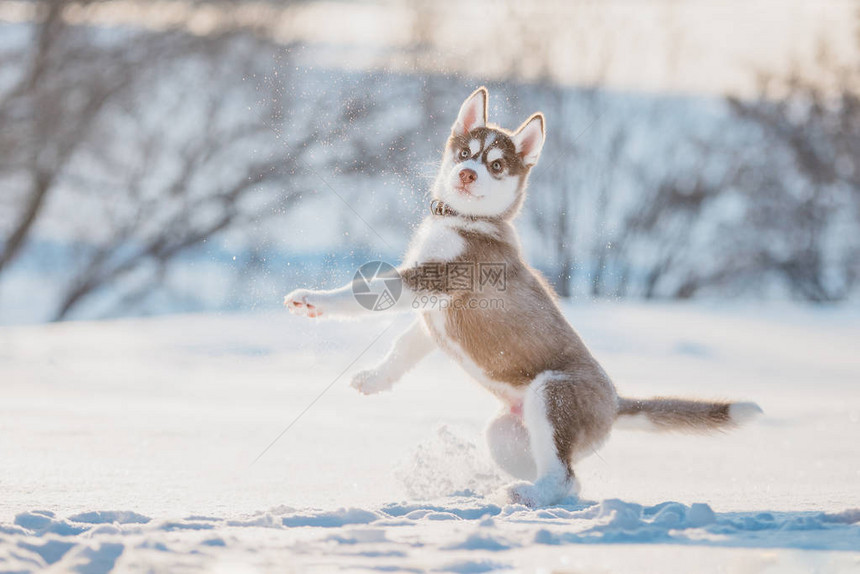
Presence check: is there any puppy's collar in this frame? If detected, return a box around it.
[430,199,458,217]
[429,199,504,224]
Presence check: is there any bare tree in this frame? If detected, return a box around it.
[0,2,321,320]
[726,37,860,302]
[0,0,141,275]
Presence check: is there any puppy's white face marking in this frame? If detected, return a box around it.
[433,92,545,219]
[468,139,481,156]
[444,166,519,218]
[435,137,522,218]
[486,148,504,163]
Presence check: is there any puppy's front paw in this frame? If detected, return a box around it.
[505,474,576,508]
[506,481,541,508]
[284,289,324,318]
[350,369,394,395]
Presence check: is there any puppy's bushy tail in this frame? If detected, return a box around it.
[615,397,762,433]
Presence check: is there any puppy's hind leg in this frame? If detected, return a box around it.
[505,373,575,507]
[486,412,536,481]
[505,371,614,508]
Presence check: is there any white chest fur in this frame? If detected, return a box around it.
[404,217,466,264]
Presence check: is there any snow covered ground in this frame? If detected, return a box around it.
[1,302,859,572]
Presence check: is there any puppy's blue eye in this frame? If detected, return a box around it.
[491,160,503,172]
[459,148,470,159]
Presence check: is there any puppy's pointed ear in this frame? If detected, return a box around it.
[452,87,488,135]
[512,113,545,167]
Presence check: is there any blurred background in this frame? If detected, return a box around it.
[0,0,858,324]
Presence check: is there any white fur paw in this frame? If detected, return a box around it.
[506,481,542,508]
[485,413,536,481]
[284,289,324,318]
[505,474,576,508]
[350,369,394,395]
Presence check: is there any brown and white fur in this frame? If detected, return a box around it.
[284,87,762,507]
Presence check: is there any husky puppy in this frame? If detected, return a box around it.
[284,87,761,507]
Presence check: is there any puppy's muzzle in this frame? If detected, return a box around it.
[459,169,477,185]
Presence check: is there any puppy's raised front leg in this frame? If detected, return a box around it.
[284,284,366,318]
[285,282,412,319]
[285,265,451,319]
[351,319,436,395]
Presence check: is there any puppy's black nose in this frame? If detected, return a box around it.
[459,169,477,184]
